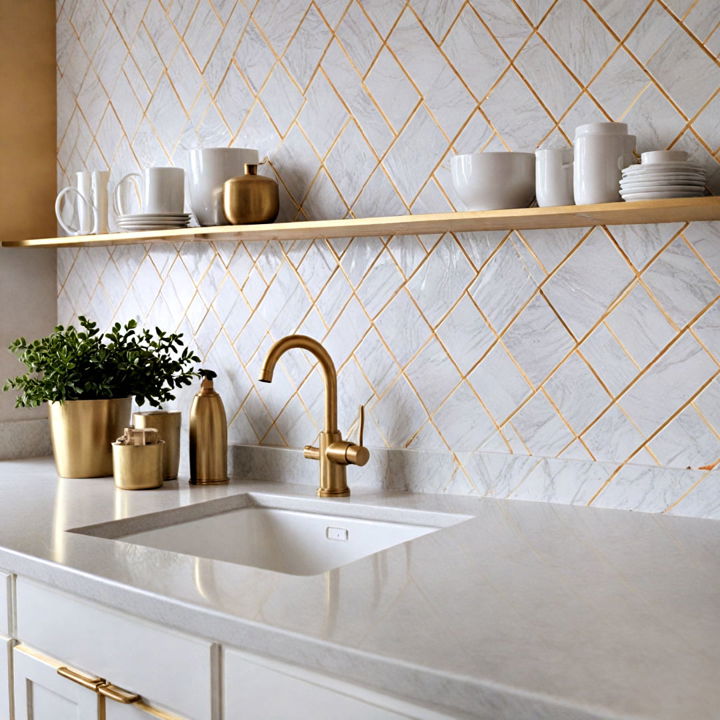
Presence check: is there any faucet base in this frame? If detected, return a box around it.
[317,487,350,498]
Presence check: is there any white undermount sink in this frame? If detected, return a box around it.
[71,495,469,576]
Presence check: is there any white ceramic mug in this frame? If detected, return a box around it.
[114,167,185,216]
[573,122,635,205]
[535,148,574,207]
[188,148,259,226]
[55,170,109,235]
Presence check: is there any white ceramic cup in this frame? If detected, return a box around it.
[114,167,185,215]
[535,148,574,207]
[55,170,109,235]
[641,150,689,165]
[188,147,260,226]
[573,122,635,204]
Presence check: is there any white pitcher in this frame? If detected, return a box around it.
[573,123,635,205]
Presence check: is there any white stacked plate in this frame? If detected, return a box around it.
[117,213,191,231]
[620,151,706,201]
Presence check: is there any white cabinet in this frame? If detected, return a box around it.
[0,636,11,720]
[13,645,101,720]
[224,647,453,720]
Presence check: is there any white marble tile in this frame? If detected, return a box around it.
[544,352,611,433]
[503,294,575,386]
[649,405,720,469]
[608,222,682,271]
[587,0,646,37]
[625,2,677,63]
[668,471,720,519]
[544,229,634,340]
[356,250,404,318]
[591,463,700,513]
[482,69,554,150]
[515,34,581,118]
[374,289,432,367]
[383,106,448,204]
[234,19,276,93]
[365,48,420,133]
[520,227,585,274]
[469,0,532,55]
[581,405,645,463]
[259,64,304,136]
[437,294,495,374]
[433,382,497,451]
[646,23,720,117]
[407,235,475,327]
[539,0,616,83]
[470,234,542,332]
[468,342,532,423]
[252,0,308,55]
[589,48,652,119]
[369,375,427,446]
[643,237,719,327]
[325,120,378,206]
[442,5,508,102]
[406,337,461,412]
[284,5,332,90]
[619,332,717,436]
[605,283,676,367]
[389,8,475,138]
[336,1,381,74]
[510,392,574,456]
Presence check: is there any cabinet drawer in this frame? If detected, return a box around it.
[224,647,453,720]
[0,571,12,637]
[16,578,217,720]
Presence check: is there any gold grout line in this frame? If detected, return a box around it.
[654,0,720,64]
[663,469,714,513]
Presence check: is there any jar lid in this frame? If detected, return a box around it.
[575,122,629,137]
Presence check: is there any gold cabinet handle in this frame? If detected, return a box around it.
[98,682,141,704]
[57,666,105,691]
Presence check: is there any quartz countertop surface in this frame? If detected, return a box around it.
[0,457,718,719]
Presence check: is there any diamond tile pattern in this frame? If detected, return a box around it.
[57,0,720,503]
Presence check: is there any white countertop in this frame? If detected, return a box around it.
[0,457,718,719]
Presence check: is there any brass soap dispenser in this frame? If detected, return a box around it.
[189,369,228,485]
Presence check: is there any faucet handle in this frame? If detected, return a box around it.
[356,404,365,447]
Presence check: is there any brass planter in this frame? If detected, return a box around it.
[49,398,132,478]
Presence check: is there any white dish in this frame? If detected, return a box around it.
[451,152,536,210]
[622,163,704,174]
[620,183,706,193]
[117,223,190,231]
[118,213,190,220]
[622,190,705,200]
[641,150,689,164]
[620,174,705,183]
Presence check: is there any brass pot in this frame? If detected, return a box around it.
[48,398,132,478]
[132,411,181,481]
[223,163,279,224]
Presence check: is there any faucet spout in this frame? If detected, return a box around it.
[259,335,338,432]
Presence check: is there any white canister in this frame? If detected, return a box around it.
[535,148,574,207]
[573,122,635,205]
[188,148,259,226]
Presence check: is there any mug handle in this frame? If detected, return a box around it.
[113,172,142,216]
[55,187,94,236]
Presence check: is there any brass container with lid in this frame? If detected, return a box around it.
[189,369,228,485]
[133,410,181,481]
[223,163,279,225]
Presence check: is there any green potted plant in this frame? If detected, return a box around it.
[4,317,199,478]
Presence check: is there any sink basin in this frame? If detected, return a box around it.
[71,495,468,576]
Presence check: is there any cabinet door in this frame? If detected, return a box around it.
[13,645,101,720]
[0,636,11,720]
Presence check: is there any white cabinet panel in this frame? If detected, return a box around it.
[16,579,216,720]
[13,645,100,720]
[224,648,453,720]
[106,700,186,720]
[0,636,11,720]
[0,571,13,637]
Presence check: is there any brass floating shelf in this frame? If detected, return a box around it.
[3,196,719,249]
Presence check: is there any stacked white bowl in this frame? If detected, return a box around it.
[620,151,706,201]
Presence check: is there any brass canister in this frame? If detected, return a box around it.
[112,441,164,490]
[133,411,181,481]
[49,397,132,478]
[223,163,279,224]
[189,369,228,485]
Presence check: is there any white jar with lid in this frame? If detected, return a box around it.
[573,122,635,205]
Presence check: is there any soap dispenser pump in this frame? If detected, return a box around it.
[189,369,228,485]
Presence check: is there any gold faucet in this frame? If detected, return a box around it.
[259,335,369,497]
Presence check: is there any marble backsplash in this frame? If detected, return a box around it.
[56,0,720,513]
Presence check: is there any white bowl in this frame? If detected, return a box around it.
[451,152,535,211]
[641,150,689,165]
